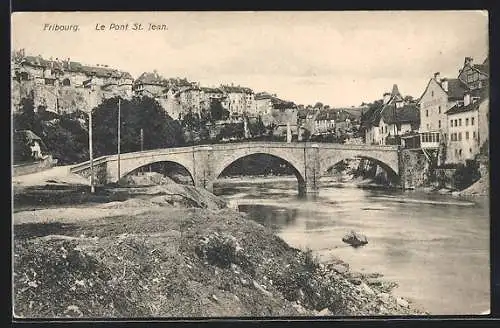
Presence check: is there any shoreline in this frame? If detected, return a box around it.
[12,178,427,317]
[215,175,489,198]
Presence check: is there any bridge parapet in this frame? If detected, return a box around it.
[69,142,402,192]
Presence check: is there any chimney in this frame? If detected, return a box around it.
[383,92,391,105]
[434,72,441,82]
[441,78,448,92]
[464,93,471,106]
[465,57,473,66]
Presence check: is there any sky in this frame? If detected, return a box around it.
[11,11,488,107]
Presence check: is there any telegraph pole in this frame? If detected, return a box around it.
[88,86,95,193]
[89,106,95,193]
[117,98,121,182]
[140,128,144,151]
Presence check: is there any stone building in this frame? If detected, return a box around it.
[417,72,468,149]
[363,85,420,145]
[221,85,255,116]
[200,87,226,111]
[445,90,488,164]
[458,56,489,91]
[11,50,133,114]
[133,71,167,97]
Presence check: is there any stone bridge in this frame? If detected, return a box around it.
[70,142,401,193]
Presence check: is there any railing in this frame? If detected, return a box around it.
[68,142,400,171]
[69,155,109,173]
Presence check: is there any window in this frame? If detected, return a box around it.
[426,110,429,117]
[458,132,462,141]
[438,120,441,128]
[426,123,429,130]
[459,149,462,157]
[473,131,476,139]
[454,119,458,127]
[450,120,453,127]
[438,106,441,114]
[465,118,469,126]
[459,118,462,126]
[470,148,472,153]
[466,131,469,140]
[471,117,475,125]
[431,91,434,97]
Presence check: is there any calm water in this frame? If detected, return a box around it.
[213,179,490,315]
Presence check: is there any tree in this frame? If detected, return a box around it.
[404,95,415,103]
[13,132,32,163]
[302,128,311,141]
[247,116,266,138]
[13,97,43,137]
[314,102,324,109]
[93,96,184,157]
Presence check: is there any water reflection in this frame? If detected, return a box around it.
[239,204,299,231]
[215,179,490,315]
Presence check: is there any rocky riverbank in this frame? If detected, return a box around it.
[13,171,426,318]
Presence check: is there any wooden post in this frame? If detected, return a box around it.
[89,108,95,193]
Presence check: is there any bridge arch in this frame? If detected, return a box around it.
[122,160,196,185]
[212,151,307,193]
[320,155,400,185]
[115,152,196,185]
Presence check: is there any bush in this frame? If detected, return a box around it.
[195,232,255,276]
[453,160,481,190]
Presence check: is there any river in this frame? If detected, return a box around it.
[213,177,490,315]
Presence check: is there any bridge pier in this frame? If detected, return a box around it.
[302,145,320,194]
[193,146,214,192]
[69,143,402,196]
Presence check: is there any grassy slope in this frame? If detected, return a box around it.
[13,181,425,318]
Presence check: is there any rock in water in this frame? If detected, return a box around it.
[342,231,368,247]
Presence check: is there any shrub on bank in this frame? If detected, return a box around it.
[195,232,255,276]
[272,248,346,314]
[452,160,481,190]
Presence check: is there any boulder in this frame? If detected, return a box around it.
[342,231,368,247]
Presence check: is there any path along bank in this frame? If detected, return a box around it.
[13,172,427,318]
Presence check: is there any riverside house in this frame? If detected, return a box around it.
[363,85,420,145]
[417,72,468,149]
[445,90,488,164]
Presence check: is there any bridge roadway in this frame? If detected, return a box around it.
[70,142,400,194]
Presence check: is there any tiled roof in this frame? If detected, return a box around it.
[20,55,133,80]
[473,57,489,75]
[255,92,274,100]
[136,72,167,85]
[363,102,419,127]
[446,78,469,100]
[201,87,223,93]
[445,97,488,115]
[315,109,336,121]
[391,84,402,98]
[15,130,42,142]
[221,85,254,94]
[382,103,420,124]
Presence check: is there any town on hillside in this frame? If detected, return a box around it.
[11,11,490,319]
[12,49,489,170]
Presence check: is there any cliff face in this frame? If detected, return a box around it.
[12,80,133,114]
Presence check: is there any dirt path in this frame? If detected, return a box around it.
[12,180,426,318]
